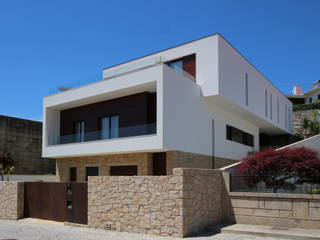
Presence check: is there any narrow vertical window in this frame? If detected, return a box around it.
[110,115,119,138]
[285,106,287,129]
[74,121,85,142]
[245,73,248,106]
[288,107,291,132]
[100,117,110,139]
[277,99,279,124]
[270,93,272,120]
[265,89,268,117]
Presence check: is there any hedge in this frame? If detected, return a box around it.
[293,102,320,112]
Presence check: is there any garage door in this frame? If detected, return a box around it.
[110,165,138,176]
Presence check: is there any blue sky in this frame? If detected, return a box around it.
[0,0,319,121]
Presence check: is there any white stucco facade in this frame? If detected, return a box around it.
[43,34,292,161]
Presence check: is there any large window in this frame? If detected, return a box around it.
[100,115,119,139]
[226,125,254,147]
[73,121,84,142]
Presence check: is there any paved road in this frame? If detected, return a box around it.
[0,220,287,240]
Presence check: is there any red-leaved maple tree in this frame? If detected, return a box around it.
[237,147,320,191]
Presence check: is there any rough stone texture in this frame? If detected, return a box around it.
[56,152,153,181]
[0,115,55,174]
[88,168,222,237]
[293,109,320,137]
[0,181,24,220]
[56,151,213,181]
[224,191,320,229]
[166,151,213,174]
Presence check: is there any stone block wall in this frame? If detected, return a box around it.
[0,182,24,220]
[222,172,320,230]
[166,151,213,174]
[293,109,320,137]
[56,152,153,181]
[88,168,222,237]
[0,115,55,174]
[56,151,213,181]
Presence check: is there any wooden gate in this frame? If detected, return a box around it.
[24,182,87,224]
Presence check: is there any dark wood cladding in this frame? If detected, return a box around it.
[110,165,138,176]
[166,54,196,80]
[24,182,88,224]
[60,92,156,136]
[24,182,67,222]
[65,182,88,224]
[152,152,167,176]
[182,54,196,78]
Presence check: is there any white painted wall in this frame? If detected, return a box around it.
[162,65,258,160]
[304,88,320,103]
[103,34,220,97]
[218,36,292,134]
[278,134,320,156]
[43,65,164,158]
[43,34,292,159]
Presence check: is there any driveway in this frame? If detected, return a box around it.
[0,220,287,240]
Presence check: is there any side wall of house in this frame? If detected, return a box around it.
[163,65,259,162]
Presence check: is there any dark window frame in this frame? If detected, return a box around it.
[226,125,254,147]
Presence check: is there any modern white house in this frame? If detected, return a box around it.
[42,33,293,181]
[287,81,320,105]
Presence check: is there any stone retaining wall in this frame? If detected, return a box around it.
[0,182,24,220]
[88,168,222,237]
[223,174,320,229]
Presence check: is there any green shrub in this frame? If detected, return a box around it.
[293,103,320,111]
[312,188,320,194]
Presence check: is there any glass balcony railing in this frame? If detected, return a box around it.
[49,57,166,96]
[48,123,156,146]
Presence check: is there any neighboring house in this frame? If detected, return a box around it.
[287,81,320,105]
[0,115,55,175]
[42,33,293,181]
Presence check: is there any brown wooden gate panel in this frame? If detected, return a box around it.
[66,182,88,224]
[24,182,66,222]
[24,182,87,224]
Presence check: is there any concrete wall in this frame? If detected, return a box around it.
[218,37,292,134]
[88,168,222,237]
[0,115,55,174]
[0,182,24,220]
[277,134,320,157]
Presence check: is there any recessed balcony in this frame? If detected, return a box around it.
[48,123,156,146]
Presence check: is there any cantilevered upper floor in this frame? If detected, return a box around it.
[43,33,292,159]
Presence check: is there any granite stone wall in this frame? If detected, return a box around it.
[88,168,222,237]
[223,173,320,229]
[293,109,320,137]
[56,152,153,181]
[0,115,55,174]
[0,182,24,220]
[56,151,213,181]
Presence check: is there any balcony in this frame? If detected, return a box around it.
[48,123,156,146]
